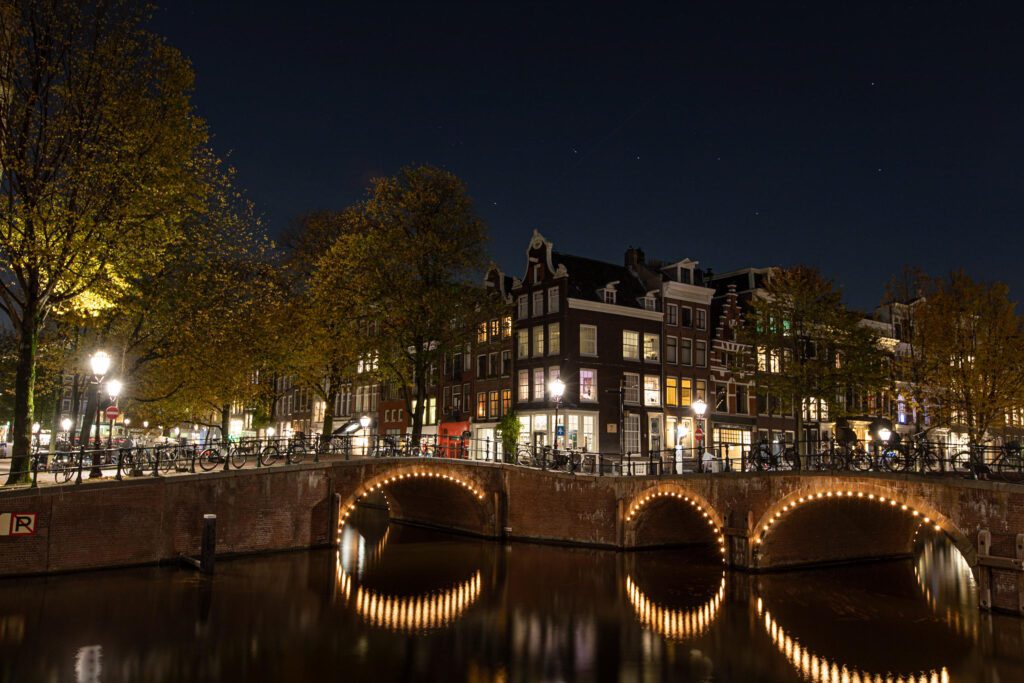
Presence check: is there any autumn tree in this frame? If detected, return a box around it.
[311,165,496,444]
[735,266,890,452]
[0,0,208,483]
[910,271,1024,446]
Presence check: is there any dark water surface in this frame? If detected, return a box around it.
[2,507,1023,682]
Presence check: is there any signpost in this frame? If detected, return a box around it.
[105,406,120,420]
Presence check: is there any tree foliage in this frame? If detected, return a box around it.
[310,165,496,442]
[0,0,209,481]
[735,266,890,445]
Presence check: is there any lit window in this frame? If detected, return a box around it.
[548,323,560,355]
[623,373,640,404]
[624,415,640,454]
[580,325,597,356]
[489,318,500,340]
[502,389,512,414]
[643,333,660,362]
[680,378,692,407]
[579,369,597,402]
[477,323,487,343]
[533,368,545,400]
[518,369,529,401]
[489,391,500,418]
[643,375,661,406]
[532,326,544,357]
[517,329,529,359]
[622,330,639,360]
[477,393,487,419]
[502,316,512,338]
[666,377,678,406]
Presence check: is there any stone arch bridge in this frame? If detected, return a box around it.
[331,458,1024,614]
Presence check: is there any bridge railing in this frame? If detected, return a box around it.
[11,433,1023,487]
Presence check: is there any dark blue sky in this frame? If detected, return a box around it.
[152,1,1024,310]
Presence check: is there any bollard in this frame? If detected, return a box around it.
[189,446,197,473]
[152,447,160,477]
[75,446,85,484]
[223,443,230,472]
[115,449,123,481]
[200,514,217,574]
[31,454,38,488]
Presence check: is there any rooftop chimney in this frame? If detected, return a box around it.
[625,247,645,268]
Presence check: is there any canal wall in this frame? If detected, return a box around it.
[0,466,333,577]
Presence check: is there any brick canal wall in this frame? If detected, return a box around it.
[0,466,333,577]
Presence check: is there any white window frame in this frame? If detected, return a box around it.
[643,333,660,362]
[533,290,544,317]
[518,369,529,401]
[580,324,597,356]
[548,322,560,355]
[666,336,678,364]
[624,414,641,454]
[622,330,639,360]
[517,328,529,359]
[666,303,678,326]
[579,368,598,402]
[517,295,528,320]
[547,286,559,314]
[532,325,544,357]
[643,375,661,407]
[623,372,640,404]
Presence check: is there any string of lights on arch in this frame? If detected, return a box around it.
[756,489,945,546]
[625,573,726,641]
[624,490,727,559]
[339,469,487,528]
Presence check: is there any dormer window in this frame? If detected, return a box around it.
[602,289,616,304]
[678,267,692,284]
[642,296,656,311]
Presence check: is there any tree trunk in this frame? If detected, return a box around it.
[220,404,231,446]
[48,390,61,456]
[71,373,81,440]
[323,386,337,438]
[6,311,38,485]
[794,393,804,468]
[411,372,426,445]
[79,387,98,447]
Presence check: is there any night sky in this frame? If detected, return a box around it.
[151,1,1024,310]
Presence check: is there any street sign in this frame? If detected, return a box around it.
[0,512,37,537]
[694,426,704,440]
[104,406,120,420]
[556,425,565,436]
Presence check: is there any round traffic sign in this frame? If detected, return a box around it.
[694,427,704,440]
[105,406,120,420]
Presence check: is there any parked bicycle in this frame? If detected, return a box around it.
[259,439,305,467]
[746,441,799,471]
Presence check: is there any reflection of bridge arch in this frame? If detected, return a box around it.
[624,573,726,641]
[752,484,975,573]
[755,598,950,683]
[622,483,726,553]
[334,516,484,633]
[914,540,980,642]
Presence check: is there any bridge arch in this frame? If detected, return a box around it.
[622,483,726,553]
[752,481,975,572]
[338,464,498,539]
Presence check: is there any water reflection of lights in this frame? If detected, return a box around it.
[914,540,979,642]
[337,564,482,633]
[756,599,950,683]
[625,574,725,640]
[756,489,946,546]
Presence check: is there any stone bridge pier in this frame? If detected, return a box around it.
[328,461,1024,616]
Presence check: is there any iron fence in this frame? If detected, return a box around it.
[8,432,1024,487]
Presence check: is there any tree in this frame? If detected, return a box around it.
[882,267,931,434]
[496,410,522,464]
[0,0,208,483]
[311,165,496,444]
[735,266,890,451]
[911,271,1024,446]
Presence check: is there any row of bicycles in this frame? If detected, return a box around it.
[743,436,1024,475]
[39,437,318,483]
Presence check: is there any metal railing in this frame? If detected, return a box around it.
[8,433,1023,487]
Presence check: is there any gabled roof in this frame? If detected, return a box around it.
[552,251,650,309]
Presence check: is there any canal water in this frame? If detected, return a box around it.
[1,506,1022,682]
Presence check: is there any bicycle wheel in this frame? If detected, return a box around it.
[198,447,221,471]
[158,448,176,473]
[919,447,942,473]
[259,445,280,467]
[951,450,973,473]
[230,446,248,468]
[882,447,908,472]
[849,448,872,472]
[516,447,533,466]
[782,447,800,470]
[288,444,306,465]
[996,452,1022,474]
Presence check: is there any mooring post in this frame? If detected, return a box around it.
[200,514,217,574]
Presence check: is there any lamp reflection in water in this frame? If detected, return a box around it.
[914,537,979,642]
[335,518,481,633]
[755,598,950,683]
[625,573,726,640]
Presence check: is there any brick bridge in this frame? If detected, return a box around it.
[2,458,1022,614]
[336,459,1024,614]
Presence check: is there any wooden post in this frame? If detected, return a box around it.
[200,514,216,574]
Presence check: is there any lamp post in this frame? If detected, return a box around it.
[676,422,689,474]
[548,378,565,449]
[359,415,372,457]
[105,379,122,449]
[88,351,111,477]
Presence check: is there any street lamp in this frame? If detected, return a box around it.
[266,426,276,439]
[692,398,708,454]
[105,379,122,449]
[548,378,566,449]
[876,427,892,443]
[88,351,111,477]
